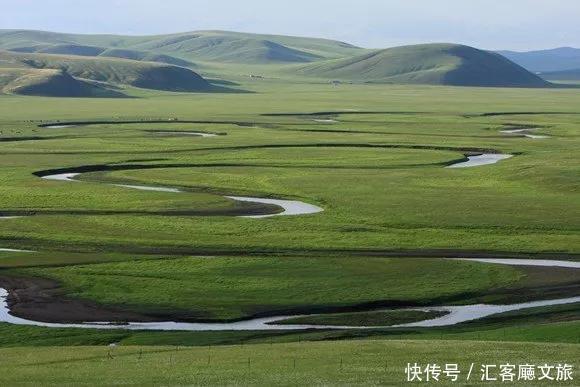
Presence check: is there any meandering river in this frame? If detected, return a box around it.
[41,172,324,218]
[0,125,562,331]
[0,258,577,331]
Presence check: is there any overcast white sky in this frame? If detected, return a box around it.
[1,0,579,50]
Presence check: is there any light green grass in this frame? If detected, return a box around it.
[0,79,577,353]
[0,340,577,386]
[0,95,578,254]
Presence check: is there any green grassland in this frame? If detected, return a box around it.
[0,84,578,253]
[0,340,577,386]
[0,75,578,384]
[10,257,523,320]
[0,89,578,254]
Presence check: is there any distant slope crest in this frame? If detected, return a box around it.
[298,43,550,87]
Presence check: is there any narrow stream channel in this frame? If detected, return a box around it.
[40,172,323,218]
[501,128,550,139]
[152,131,218,137]
[446,153,513,168]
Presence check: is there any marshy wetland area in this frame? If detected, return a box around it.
[0,81,579,384]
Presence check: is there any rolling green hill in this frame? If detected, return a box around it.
[143,37,322,63]
[12,43,106,57]
[0,30,555,88]
[127,35,325,63]
[297,43,550,87]
[0,51,211,92]
[0,29,363,64]
[10,43,196,68]
[0,68,122,97]
[129,30,363,60]
[98,48,195,67]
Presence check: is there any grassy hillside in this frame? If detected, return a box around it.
[12,43,106,57]
[297,43,550,87]
[131,30,363,60]
[0,30,558,88]
[98,48,195,67]
[498,47,580,72]
[0,29,363,64]
[0,51,211,92]
[10,43,196,68]
[0,68,122,97]
[136,37,324,64]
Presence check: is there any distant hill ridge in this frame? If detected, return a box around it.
[541,68,580,81]
[0,30,558,92]
[497,47,580,73]
[0,50,213,97]
[10,44,197,68]
[0,29,362,64]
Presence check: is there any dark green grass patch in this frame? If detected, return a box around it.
[275,309,447,327]
[15,257,523,320]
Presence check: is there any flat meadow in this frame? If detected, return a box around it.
[0,80,578,383]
